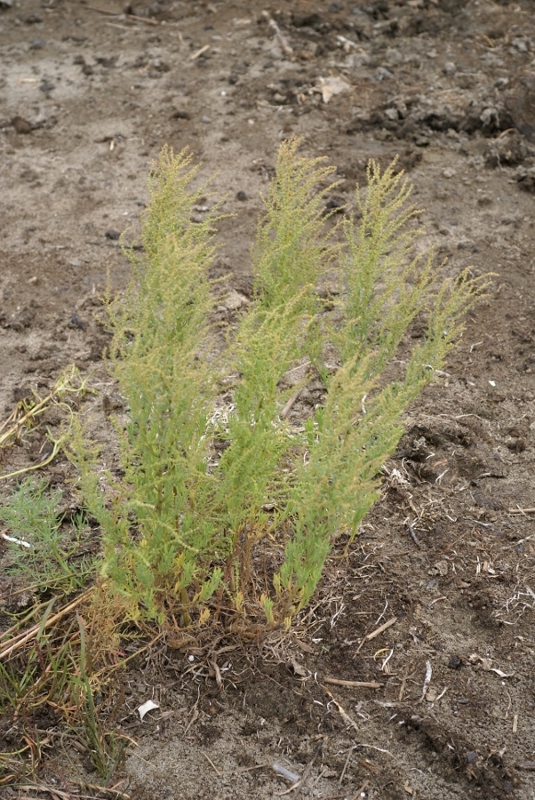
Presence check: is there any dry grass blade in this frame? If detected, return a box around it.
[12,783,131,799]
[0,589,92,659]
[322,687,360,733]
[0,366,90,481]
[323,677,383,689]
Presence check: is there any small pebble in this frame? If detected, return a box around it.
[170,110,191,120]
[11,115,33,134]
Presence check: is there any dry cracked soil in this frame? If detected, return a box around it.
[0,1,534,799]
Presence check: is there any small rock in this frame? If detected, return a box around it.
[105,229,121,240]
[9,305,36,331]
[384,107,399,121]
[325,195,347,213]
[170,110,191,120]
[95,55,118,68]
[504,70,535,142]
[516,166,535,193]
[442,167,456,178]
[236,190,247,201]
[376,66,394,81]
[485,130,529,167]
[480,106,499,131]
[11,115,33,134]
[385,47,402,67]
[69,312,86,330]
[103,392,125,416]
[217,290,249,313]
[510,37,529,54]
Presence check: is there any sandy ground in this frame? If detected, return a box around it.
[1,1,534,798]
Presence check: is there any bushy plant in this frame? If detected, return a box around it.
[0,477,94,594]
[71,139,489,629]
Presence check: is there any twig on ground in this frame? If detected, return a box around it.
[398,670,408,701]
[190,44,210,60]
[273,763,300,783]
[262,11,294,58]
[355,757,379,775]
[14,786,72,799]
[85,5,159,25]
[339,746,354,784]
[125,13,159,25]
[85,781,131,799]
[14,782,130,800]
[323,687,360,732]
[183,690,200,737]
[351,780,370,799]
[419,660,432,702]
[83,4,122,15]
[278,741,322,796]
[280,391,301,419]
[203,751,223,777]
[429,595,447,606]
[324,677,383,689]
[405,520,421,547]
[356,616,397,652]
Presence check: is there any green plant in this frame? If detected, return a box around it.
[0,477,95,594]
[70,139,490,628]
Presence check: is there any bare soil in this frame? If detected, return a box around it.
[1,1,534,799]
